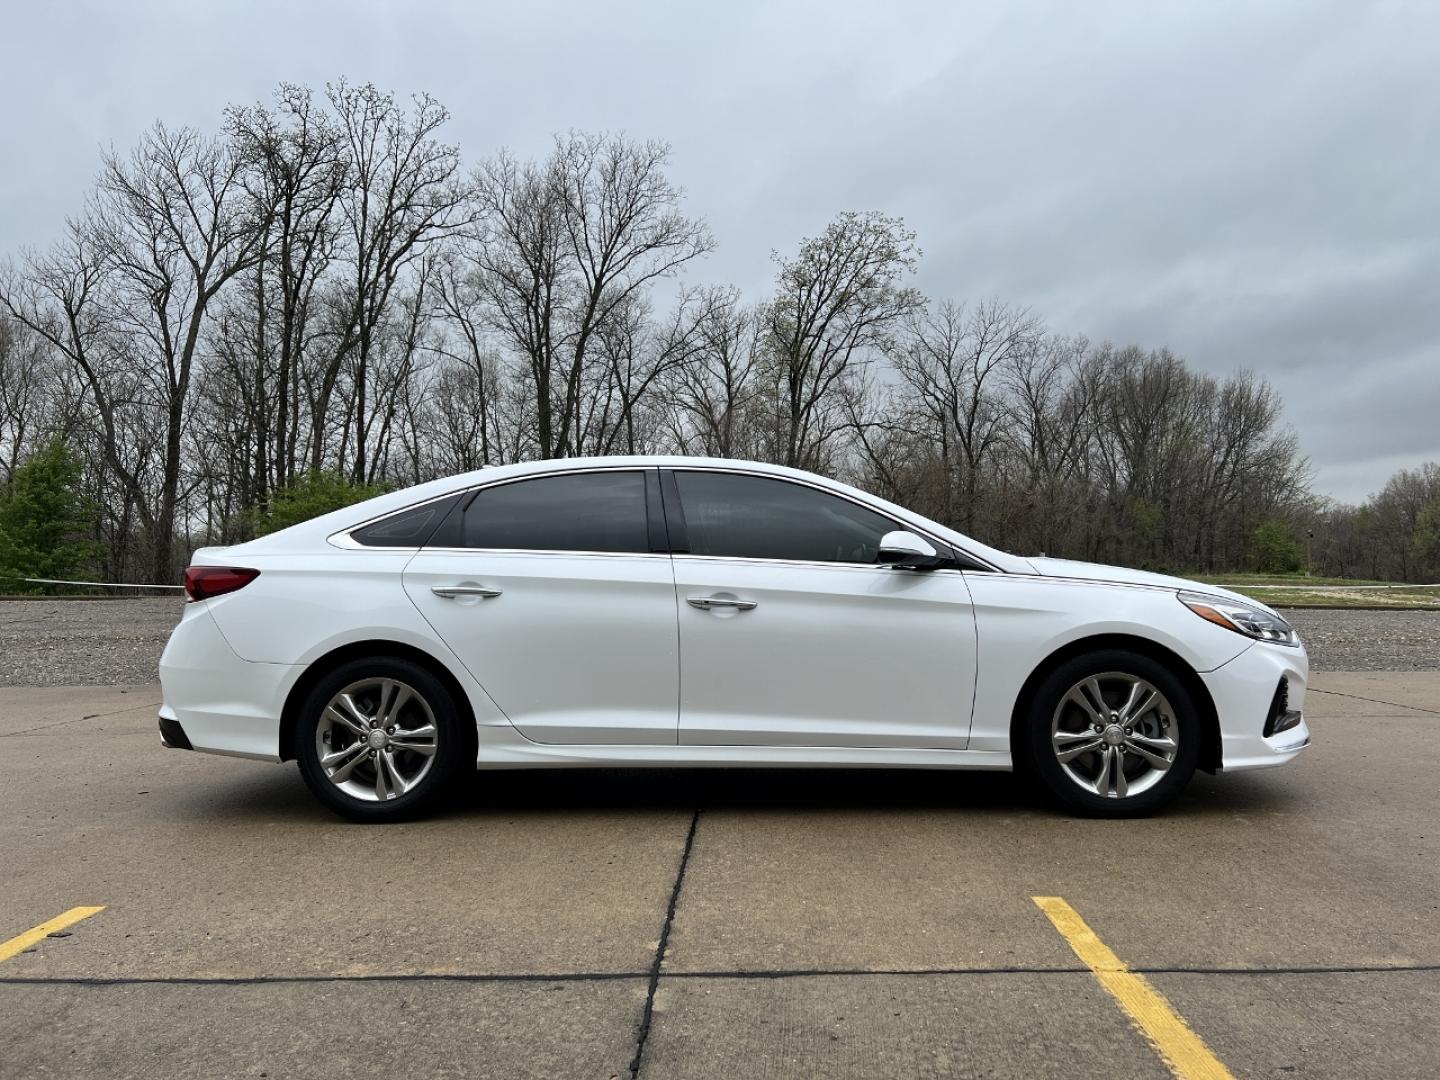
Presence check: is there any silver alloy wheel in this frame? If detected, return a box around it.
[1050,672,1178,799]
[315,678,438,802]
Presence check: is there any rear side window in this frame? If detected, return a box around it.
[350,493,464,547]
[672,471,896,564]
[461,471,649,553]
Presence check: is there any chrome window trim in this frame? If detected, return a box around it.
[670,552,972,575]
[330,465,656,554]
[416,547,672,561]
[329,461,1004,572]
[666,464,1004,573]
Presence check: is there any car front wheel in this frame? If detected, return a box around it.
[1025,649,1200,817]
[295,657,465,822]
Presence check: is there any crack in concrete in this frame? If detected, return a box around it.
[1308,687,1440,715]
[628,808,700,1080]
[0,699,163,738]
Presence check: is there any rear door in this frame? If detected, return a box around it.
[403,468,679,744]
[665,469,979,749]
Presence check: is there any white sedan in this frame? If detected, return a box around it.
[159,457,1310,821]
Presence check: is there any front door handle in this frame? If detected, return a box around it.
[687,595,758,611]
[432,585,503,599]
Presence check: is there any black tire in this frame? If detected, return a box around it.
[295,655,467,823]
[1024,649,1199,818]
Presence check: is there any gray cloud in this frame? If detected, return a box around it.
[3,0,1435,502]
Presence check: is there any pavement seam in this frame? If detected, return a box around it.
[8,961,1438,988]
[0,698,163,737]
[1307,687,1440,715]
[628,808,700,1080]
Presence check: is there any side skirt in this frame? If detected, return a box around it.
[473,742,1014,772]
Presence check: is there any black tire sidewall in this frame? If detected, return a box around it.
[295,656,464,822]
[1025,649,1200,817]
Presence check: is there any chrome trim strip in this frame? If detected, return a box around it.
[328,461,1005,572]
[670,552,969,575]
[665,464,1004,573]
[328,465,656,552]
[419,547,670,560]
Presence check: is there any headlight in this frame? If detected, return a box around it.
[1178,591,1299,646]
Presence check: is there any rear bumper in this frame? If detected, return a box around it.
[1202,641,1312,772]
[158,602,303,762]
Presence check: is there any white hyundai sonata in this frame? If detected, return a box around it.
[159,456,1310,821]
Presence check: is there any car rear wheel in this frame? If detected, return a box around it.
[295,657,465,822]
[1025,649,1199,817]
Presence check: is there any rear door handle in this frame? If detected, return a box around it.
[687,595,757,611]
[432,585,503,599]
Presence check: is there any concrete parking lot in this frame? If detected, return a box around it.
[3,657,1438,1078]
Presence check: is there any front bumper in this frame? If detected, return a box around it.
[158,602,303,762]
[1201,640,1312,771]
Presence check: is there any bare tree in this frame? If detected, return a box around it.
[1,224,154,579]
[765,211,922,470]
[0,315,69,480]
[0,80,1330,583]
[225,84,347,497]
[92,123,270,580]
[464,134,713,459]
[664,286,762,457]
[326,81,466,481]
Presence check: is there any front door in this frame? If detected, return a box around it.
[403,468,679,744]
[665,469,978,749]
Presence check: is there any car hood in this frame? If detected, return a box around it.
[1021,557,1280,614]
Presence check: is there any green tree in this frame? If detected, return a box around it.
[0,438,100,592]
[248,471,388,536]
[1410,496,1440,579]
[1248,519,1304,574]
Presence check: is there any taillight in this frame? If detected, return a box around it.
[184,566,260,602]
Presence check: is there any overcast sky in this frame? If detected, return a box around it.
[3,1,1435,502]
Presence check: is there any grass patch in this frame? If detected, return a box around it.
[1216,584,1440,609]
[1189,571,1440,608]
[1196,572,1404,588]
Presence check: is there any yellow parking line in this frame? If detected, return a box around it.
[1033,896,1235,1080]
[0,906,105,964]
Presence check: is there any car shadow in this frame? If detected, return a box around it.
[169,760,1301,824]
[446,766,1041,815]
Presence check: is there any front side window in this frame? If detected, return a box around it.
[673,471,896,564]
[459,471,649,553]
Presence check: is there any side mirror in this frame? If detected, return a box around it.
[877,530,942,570]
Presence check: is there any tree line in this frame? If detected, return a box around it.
[0,81,1433,588]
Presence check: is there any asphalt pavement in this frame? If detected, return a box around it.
[2,672,1437,1078]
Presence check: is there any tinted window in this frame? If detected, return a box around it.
[351,493,464,547]
[673,471,896,564]
[462,471,649,553]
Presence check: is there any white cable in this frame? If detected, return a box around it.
[18,577,185,591]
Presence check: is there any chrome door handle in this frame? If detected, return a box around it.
[431,585,503,599]
[687,595,757,611]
